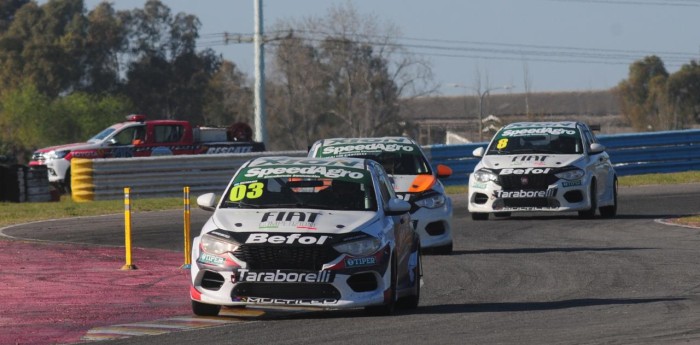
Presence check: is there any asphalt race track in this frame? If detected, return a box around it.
[4,183,700,345]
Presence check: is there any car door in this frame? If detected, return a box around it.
[373,163,413,285]
[581,125,613,199]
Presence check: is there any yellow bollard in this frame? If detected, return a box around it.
[181,186,192,269]
[121,187,138,270]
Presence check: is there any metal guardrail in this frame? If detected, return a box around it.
[71,151,306,201]
[70,129,700,201]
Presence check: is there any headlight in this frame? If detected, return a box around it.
[473,169,498,183]
[555,168,585,180]
[415,192,446,209]
[333,237,382,257]
[46,150,70,159]
[200,234,240,255]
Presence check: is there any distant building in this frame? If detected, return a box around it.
[399,90,626,144]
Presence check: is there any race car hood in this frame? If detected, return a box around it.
[209,208,378,234]
[477,154,583,170]
[390,174,437,193]
[34,142,99,154]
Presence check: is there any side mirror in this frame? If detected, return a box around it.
[436,164,452,178]
[589,143,606,154]
[197,193,218,212]
[386,198,411,215]
[108,138,118,146]
[472,147,485,157]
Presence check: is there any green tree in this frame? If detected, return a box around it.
[666,60,700,129]
[0,84,51,163]
[616,56,669,131]
[0,0,87,97]
[0,0,29,32]
[122,0,221,122]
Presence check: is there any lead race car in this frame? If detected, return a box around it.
[308,137,454,254]
[190,156,421,316]
[468,121,618,220]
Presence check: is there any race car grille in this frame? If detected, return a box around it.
[233,245,340,270]
[499,174,559,190]
[503,198,552,208]
[233,283,341,300]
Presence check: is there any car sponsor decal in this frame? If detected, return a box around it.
[198,253,226,266]
[499,167,551,175]
[319,143,417,157]
[501,127,577,137]
[470,181,487,189]
[259,211,320,230]
[236,297,338,305]
[248,157,364,168]
[325,137,414,145]
[504,122,577,129]
[205,146,254,154]
[562,180,582,187]
[494,189,556,198]
[244,166,365,180]
[245,233,330,245]
[345,256,377,268]
[234,268,335,283]
[511,155,549,163]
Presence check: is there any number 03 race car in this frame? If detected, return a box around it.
[468,121,618,220]
[190,157,421,316]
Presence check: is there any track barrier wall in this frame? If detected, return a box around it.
[67,129,700,200]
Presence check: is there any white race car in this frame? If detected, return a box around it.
[190,156,421,316]
[468,121,617,220]
[308,137,454,254]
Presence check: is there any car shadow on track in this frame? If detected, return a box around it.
[477,213,697,221]
[446,246,654,256]
[411,297,686,315]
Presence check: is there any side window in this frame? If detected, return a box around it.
[113,126,144,145]
[154,125,184,143]
[580,127,596,153]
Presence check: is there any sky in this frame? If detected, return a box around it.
[84,0,700,97]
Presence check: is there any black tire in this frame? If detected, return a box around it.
[192,300,221,316]
[399,246,421,309]
[471,212,489,221]
[366,255,397,316]
[578,181,597,219]
[599,179,618,218]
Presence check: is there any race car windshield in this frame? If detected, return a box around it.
[221,176,377,211]
[350,152,431,175]
[87,126,117,143]
[487,128,583,155]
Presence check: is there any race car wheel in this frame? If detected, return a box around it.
[192,300,221,316]
[578,181,597,219]
[366,254,397,316]
[599,179,618,218]
[471,212,489,221]
[399,246,421,309]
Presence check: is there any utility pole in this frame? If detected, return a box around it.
[253,0,267,144]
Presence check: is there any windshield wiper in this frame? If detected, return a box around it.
[220,201,262,209]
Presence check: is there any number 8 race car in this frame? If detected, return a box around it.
[467,121,618,220]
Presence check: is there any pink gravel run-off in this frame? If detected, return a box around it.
[0,239,191,345]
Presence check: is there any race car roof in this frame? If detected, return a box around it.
[501,121,580,129]
[244,156,370,170]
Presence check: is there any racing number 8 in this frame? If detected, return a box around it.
[229,182,264,201]
[497,138,508,150]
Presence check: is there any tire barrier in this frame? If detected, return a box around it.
[0,165,51,202]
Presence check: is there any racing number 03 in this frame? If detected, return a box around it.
[229,182,264,201]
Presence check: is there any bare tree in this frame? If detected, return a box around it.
[265,1,433,150]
